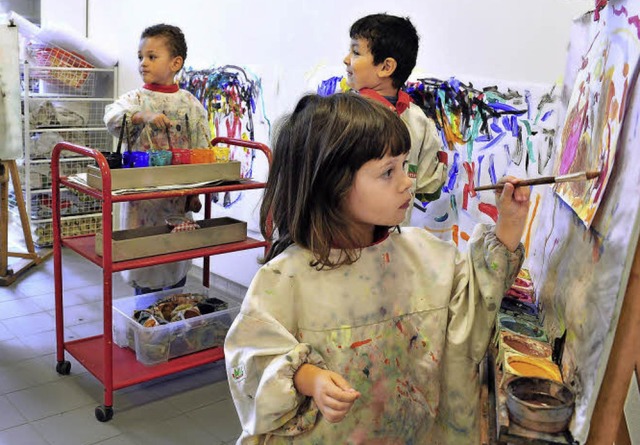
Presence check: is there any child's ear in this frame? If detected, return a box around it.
[378,57,398,79]
[171,55,184,73]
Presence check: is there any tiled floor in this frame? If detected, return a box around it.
[1,240,245,445]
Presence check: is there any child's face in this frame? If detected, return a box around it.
[343,38,385,92]
[343,152,412,239]
[138,36,182,85]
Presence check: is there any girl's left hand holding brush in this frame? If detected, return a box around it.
[494,176,531,252]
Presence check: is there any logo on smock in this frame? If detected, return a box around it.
[231,364,246,382]
[407,164,418,179]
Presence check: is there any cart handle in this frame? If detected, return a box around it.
[210,137,272,166]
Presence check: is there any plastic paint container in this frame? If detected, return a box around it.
[123,151,150,168]
[213,146,230,162]
[190,148,215,164]
[150,150,173,166]
[100,151,122,169]
[171,148,191,165]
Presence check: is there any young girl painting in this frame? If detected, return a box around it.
[225,93,530,444]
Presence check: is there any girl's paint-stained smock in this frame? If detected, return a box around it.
[225,225,524,444]
[103,87,209,289]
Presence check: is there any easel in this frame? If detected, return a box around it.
[0,160,51,286]
[586,234,640,444]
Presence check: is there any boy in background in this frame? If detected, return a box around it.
[343,13,448,225]
[104,24,210,294]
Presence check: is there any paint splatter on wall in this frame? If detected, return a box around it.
[405,78,558,251]
[317,75,559,251]
[181,65,269,213]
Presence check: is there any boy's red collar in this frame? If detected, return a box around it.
[143,83,180,93]
[358,88,412,115]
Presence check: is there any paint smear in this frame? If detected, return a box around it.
[524,193,541,255]
[350,339,372,349]
[478,202,498,222]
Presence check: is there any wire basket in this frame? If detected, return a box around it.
[26,42,95,89]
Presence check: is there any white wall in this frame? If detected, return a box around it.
[40,0,593,287]
[44,0,593,116]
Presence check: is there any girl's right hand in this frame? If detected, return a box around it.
[294,364,360,423]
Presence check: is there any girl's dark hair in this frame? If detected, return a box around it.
[350,14,419,89]
[260,92,410,269]
[141,24,187,68]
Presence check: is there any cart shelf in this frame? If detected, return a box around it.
[65,336,225,390]
[52,137,272,421]
[63,234,268,271]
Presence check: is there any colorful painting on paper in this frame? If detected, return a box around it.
[553,3,640,228]
[527,3,640,442]
[315,74,559,252]
[405,78,558,253]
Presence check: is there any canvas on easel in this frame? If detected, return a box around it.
[0,23,51,286]
[527,3,640,442]
[0,24,22,160]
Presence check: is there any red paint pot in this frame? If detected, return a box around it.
[171,148,190,165]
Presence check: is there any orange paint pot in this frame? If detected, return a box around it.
[190,148,215,164]
[503,353,562,384]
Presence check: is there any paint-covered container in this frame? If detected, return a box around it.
[498,314,548,342]
[506,377,575,433]
[497,331,553,366]
[503,352,562,383]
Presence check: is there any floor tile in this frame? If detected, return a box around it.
[0,321,14,341]
[2,311,55,337]
[31,404,121,445]
[0,337,43,366]
[0,424,52,445]
[108,413,219,445]
[0,395,27,430]
[0,297,42,320]
[187,398,242,443]
[6,377,99,422]
[0,246,247,445]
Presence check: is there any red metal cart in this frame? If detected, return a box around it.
[52,137,271,421]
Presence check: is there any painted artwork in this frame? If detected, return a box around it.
[553,2,640,228]
[404,77,559,253]
[181,65,271,232]
[528,3,640,442]
[316,74,559,252]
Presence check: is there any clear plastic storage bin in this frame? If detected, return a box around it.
[112,287,241,366]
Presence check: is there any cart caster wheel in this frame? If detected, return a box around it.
[56,360,71,375]
[95,405,113,422]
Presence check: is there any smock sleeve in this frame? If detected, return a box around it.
[447,223,523,361]
[224,261,326,438]
[103,90,144,146]
[415,117,447,201]
[433,223,524,444]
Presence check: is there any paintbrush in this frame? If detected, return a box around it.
[474,171,601,191]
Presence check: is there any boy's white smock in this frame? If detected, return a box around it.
[225,225,524,444]
[358,87,448,226]
[103,87,209,289]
